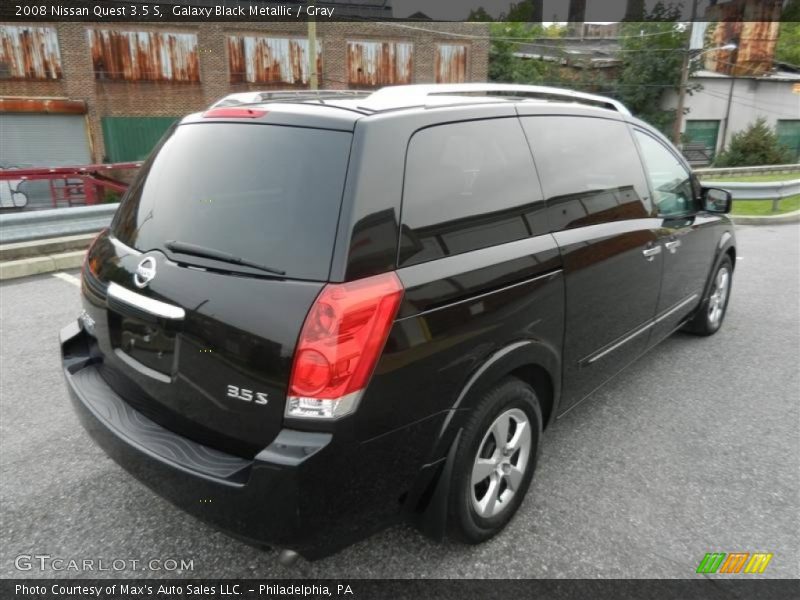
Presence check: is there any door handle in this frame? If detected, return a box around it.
[665,239,681,253]
[642,245,662,261]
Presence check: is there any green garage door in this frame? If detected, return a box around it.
[685,120,720,159]
[776,120,800,161]
[102,117,178,162]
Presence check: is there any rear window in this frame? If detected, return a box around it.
[112,123,352,280]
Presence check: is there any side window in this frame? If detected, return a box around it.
[398,118,546,267]
[634,131,696,217]
[520,116,652,231]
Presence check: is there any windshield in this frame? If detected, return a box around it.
[112,122,352,280]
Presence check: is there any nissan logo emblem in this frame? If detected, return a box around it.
[134,257,157,288]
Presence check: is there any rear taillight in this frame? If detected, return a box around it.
[83,227,107,277]
[286,272,404,420]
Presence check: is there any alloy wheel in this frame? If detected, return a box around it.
[708,266,730,327]
[471,408,532,518]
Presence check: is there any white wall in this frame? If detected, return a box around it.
[662,75,800,155]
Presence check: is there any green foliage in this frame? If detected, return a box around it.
[776,21,800,66]
[775,0,800,68]
[714,118,795,167]
[488,22,557,84]
[504,0,539,21]
[614,2,692,134]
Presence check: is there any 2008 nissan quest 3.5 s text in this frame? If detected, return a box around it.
[60,84,736,560]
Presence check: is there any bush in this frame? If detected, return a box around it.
[714,118,794,167]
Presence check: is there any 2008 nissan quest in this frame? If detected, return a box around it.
[60,84,736,560]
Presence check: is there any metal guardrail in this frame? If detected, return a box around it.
[0,204,118,244]
[702,179,800,212]
[2,171,799,246]
[695,163,800,177]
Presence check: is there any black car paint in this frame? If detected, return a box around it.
[61,99,735,558]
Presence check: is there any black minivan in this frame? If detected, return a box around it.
[61,84,736,560]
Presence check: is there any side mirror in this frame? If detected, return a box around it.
[702,187,732,214]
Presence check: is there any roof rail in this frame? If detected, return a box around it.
[362,83,631,115]
[210,89,371,109]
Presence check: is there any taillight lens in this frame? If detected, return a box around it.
[83,227,107,277]
[286,272,404,419]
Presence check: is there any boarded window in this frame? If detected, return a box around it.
[0,25,62,80]
[227,36,321,86]
[88,29,200,82]
[435,44,467,83]
[347,41,412,88]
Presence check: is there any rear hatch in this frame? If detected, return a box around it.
[83,118,353,457]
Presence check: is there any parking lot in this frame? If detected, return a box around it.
[1,223,798,579]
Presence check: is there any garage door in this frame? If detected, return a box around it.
[776,120,800,161]
[0,113,91,168]
[685,120,720,160]
[102,116,178,162]
[0,113,92,209]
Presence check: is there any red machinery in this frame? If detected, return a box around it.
[0,162,141,209]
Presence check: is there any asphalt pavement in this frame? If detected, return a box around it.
[1,223,798,579]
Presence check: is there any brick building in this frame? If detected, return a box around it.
[0,21,489,167]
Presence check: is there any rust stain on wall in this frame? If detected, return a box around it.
[435,44,467,83]
[0,97,86,114]
[0,25,62,80]
[704,0,782,76]
[89,29,200,82]
[347,41,413,88]
[227,36,321,86]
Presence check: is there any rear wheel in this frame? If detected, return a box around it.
[448,378,542,543]
[685,256,733,336]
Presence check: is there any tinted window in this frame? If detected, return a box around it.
[112,123,352,280]
[634,130,696,216]
[521,116,652,231]
[399,118,545,267]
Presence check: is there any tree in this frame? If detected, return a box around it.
[776,0,800,67]
[614,2,694,134]
[466,6,493,21]
[714,118,794,167]
[487,22,563,84]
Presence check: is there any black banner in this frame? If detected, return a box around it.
[1,0,798,22]
[3,579,800,600]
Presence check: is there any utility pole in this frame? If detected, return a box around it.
[672,0,699,145]
[308,16,318,90]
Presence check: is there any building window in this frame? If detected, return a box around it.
[684,120,721,161]
[0,25,62,80]
[435,44,467,83]
[227,35,321,86]
[347,40,413,88]
[88,29,200,82]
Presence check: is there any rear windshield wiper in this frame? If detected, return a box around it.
[164,240,286,276]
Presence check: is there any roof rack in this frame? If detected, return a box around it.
[361,83,631,115]
[210,89,371,109]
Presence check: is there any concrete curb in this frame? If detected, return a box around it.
[0,250,85,281]
[730,210,800,225]
[0,233,96,261]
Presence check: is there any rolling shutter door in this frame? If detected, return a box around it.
[0,113,91,168]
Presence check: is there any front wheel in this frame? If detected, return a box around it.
[685,255,733,336]
[448,378,542,543]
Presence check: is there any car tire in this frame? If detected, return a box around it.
[685,255,733,336]
[448,377,542,544]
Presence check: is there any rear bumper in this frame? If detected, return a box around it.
[60,320,432,559]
